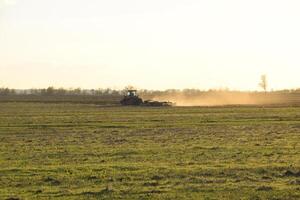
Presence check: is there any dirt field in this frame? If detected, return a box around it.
[0,103,299,199]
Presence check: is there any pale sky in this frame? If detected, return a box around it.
[0,0,300,90]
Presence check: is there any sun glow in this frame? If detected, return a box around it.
[1,0,300,90]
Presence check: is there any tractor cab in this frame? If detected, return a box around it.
[127,90,138,97]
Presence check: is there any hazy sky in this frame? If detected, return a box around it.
[1,0,300,90]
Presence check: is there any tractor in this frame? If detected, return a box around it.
[120,89,174,106]
[120,90,143,106]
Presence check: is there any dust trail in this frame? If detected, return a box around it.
[149,92,286,106]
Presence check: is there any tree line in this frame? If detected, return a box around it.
[0,87,122,96]
[1,86,300,96]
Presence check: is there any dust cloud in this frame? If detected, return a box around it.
[150,92,287,106]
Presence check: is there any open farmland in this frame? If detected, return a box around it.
[0,103,300,199]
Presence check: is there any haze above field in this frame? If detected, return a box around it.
[1,0,300,90]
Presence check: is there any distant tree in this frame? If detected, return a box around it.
[101,88,110,95]
[73,88,82,95]
[56,88,67,95]
[94,88,103,96]
[30,89,40,95]
[0,88,10,95]
[46,87,55,95]
[259,74,268,93]
[10,89,16,95]
[0,88,15,95]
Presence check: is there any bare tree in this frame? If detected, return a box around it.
[259,74,268,93]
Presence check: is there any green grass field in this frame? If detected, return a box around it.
[0,103,300,199]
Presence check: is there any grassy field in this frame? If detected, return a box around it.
[0,103,300,199]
